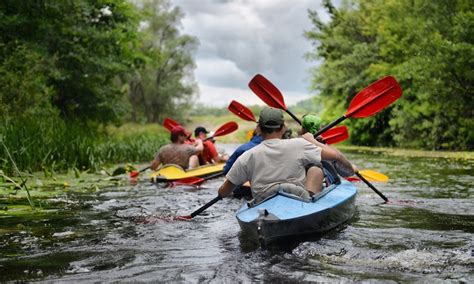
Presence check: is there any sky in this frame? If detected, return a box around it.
[171,0,332,107]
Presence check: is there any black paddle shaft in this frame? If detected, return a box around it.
[314,116,347,137]
[356,172,388,202]
[140,166,151,173]
[285,109,302,125]
[202,172,225,181]
[190,196,222,218]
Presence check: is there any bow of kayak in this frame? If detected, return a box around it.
[150,163,224,182]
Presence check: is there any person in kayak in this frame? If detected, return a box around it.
[217,107,355,203]
[223,129,263,199]
[301,114,356,180]
[150,126,203,170]
[223,129,263,175]
[194,126,228,165]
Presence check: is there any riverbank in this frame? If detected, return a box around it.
[338,145,474,160]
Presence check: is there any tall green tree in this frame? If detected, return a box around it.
[305,0,473,150]
[128,0,198,123]
[0,0,141,124]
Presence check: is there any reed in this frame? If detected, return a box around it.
[0,117,168,175]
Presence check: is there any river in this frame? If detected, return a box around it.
[1,144,473,282]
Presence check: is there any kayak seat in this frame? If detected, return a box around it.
[246,182,339,208]
[246,183,312,208]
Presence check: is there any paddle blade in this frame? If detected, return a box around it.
[359,169,389,182]
[171,176,205,186]
[213,121,239,137]
[163,117,180,132]
[163,118,193,139]
[321,125,349,145]
[176,215,192,220]
[345,76,402,118]
[248,74,287,109]
[228,100,257,122]
[130,171,139,178]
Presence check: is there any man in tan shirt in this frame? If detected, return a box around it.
[218,107,355,203]
[151,126,203,170]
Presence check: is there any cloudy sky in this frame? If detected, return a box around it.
[171,0,332,106]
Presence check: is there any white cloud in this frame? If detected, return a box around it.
[196,84,312,107]
[196,58,248,86]
[172,0,330,106]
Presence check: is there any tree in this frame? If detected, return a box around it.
[305,0,473,150]
[128,0,198,123]
[0,0,141,124]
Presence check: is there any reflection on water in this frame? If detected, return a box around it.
[0,144,473,282]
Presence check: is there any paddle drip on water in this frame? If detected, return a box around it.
[137,214,193,223]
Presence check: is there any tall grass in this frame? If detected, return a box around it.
[0,116,168,175]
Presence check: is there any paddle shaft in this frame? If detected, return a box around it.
[314,116,347,137]
[202,171,225,181]
[178,171,225,185]
[285,109,302,125]
[356,172,388,202]
[130,165,151,177]
[139,166,151,173]
[190,196,222,218]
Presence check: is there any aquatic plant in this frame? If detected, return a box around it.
[0,117,168,176]
[0,140,34,209]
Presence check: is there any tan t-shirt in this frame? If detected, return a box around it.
[226,138,322,201]
[155,144,199,169]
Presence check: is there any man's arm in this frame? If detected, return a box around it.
[150,156,161,170]
[194,139,204,152]
[218,179,236,198]
[302,133,356,177]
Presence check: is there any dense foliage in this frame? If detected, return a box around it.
[0,0,195,174]
[305,0,473,150]
[1,0,141,123]
[128,0,198,123]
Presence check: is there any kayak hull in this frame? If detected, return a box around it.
[150,163,224,182]
[236,180,357,243]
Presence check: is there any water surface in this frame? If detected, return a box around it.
[1,145,473,282]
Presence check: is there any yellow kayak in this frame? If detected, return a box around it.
[150,163,225,183]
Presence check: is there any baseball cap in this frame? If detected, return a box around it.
[302,114,322,135]
[194,126,209,137]
[258,107,284,129]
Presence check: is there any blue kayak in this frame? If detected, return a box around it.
[235,180,357,243]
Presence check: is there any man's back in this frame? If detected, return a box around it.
[223,135,263,174]
[227,138,321,200]
[156,143,197,169]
